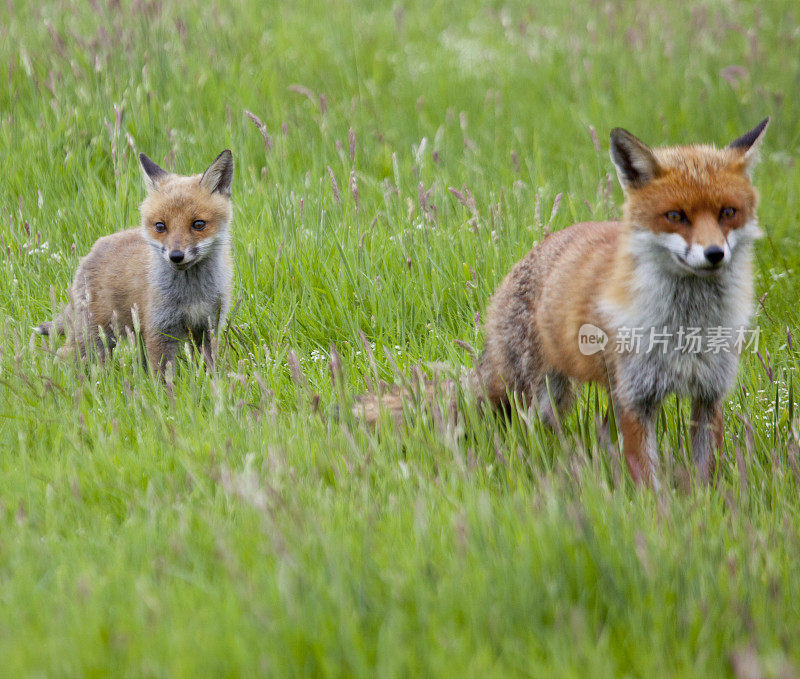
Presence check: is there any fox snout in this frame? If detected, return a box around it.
[681,238,730,273]
[163,244,199,268]
[703,245,724,265]
[685,215,730,271]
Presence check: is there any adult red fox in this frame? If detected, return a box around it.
[359,119,769,486]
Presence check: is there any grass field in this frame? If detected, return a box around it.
[1,0,800,676]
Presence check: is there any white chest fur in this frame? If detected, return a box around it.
[148,248,230,335]
[598,235,756,407]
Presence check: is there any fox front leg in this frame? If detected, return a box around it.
[199,330,216,369]
[145,331,178,377]
[617,405,659,488]
[690,399,723,483]
[192,301,224,370]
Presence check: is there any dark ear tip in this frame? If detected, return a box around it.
[750,117,770,135]
[729,117,770,151]
[139,152,148,163]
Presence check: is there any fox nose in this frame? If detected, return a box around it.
[169,250,185,263]
[704,245,724,265]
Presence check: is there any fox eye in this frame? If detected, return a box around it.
[192,220,206,231]
[719,207,737,220]
[154,222,166,233]
[665,210,688,224]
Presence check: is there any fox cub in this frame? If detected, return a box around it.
[37,149,235,374]
[479,119,768,485]
[358,119,769,486]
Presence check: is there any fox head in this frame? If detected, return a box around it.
[139,150,234,270]
[609,119,768,277]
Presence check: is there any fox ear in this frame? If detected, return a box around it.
[200,150,234,197]
[139,153,168,191]
[728,117,769,172]
[609,128,661,190]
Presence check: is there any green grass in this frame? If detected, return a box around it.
[1,0,800,676]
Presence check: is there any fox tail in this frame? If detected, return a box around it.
[33,311,67,336]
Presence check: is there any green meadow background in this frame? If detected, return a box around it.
[1,0,799,676]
